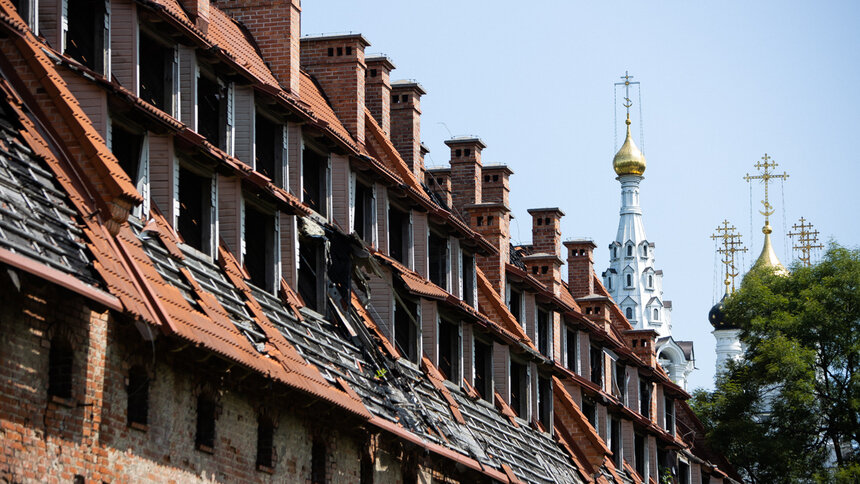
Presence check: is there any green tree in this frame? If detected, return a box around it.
[691,244,860,483]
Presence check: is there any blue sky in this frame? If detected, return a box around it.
[303,1,860,391]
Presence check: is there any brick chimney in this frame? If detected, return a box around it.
[625,329,658,367]
[214,0,300,94]
[481,165,512,207]
[564,239,597,298]
[578,296,613,334]
[390,81,426,181]
[365,55,395,135]
[301,34,371,145]
[182,0,210,33]
[521,208,564,295]
[470,203,510,297]
[425,168,452,208]
[446,137,486,218]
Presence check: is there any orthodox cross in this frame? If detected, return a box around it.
[711,220,748,293]
[615,71,639,119]
[787,217,823,267]
[743,153,789,226]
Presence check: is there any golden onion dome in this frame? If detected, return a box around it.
[751,223,788,275]
[613,117,647,176]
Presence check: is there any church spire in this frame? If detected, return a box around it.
[744,154,789,274]
[613,72,646,177]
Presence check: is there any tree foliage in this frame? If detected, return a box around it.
[691,244,860,483]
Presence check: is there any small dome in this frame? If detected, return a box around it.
[709,293,737,330]
[613,118,646,176]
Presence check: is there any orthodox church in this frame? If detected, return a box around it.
[602,108,696,389]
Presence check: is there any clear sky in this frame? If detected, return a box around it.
[303,1,860,391]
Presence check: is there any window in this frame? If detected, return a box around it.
[635,433,646,477]
[640,380,652,419]
[473,338,493,402]
[48,336,73,400]
[298,235,325,312]
[462,252,475,306]
[626,307,633,319]
[109,122,147,216]
[255,111,285,187]
[565,327,578,372]
[65,0,107,73]
[537,375,552,431]
[360,452,373,484]
[302,144,329,217]
[127,365,149,427]
[653,308,659,321]
[665,397,675,434]
[177,166,214,254]
[509,360,529,419]
[438,318,460,382]
[590,346,603,387]
[195,394,216,451]
[138,31,176,115]
[428,231,449,290]
[507,286,523,324]
[626,245,633,257]
[197,70,229,149]
[642,244,648,257]
[608,276,612,290]
[394,286,419,363]
[648,274,653,288]
[612,246,617,258]
[388,205,410,264]
[678,461,690,484]
[256,416,275,470]
[537,308,551,357]
[12,0,35,30]
[610,417,621,466]
[626,273,633,287]
[353,181,374,243]
[244,203,277,293]
[582,398,597,428]
[311,439,326,484]
[614,361,626,403]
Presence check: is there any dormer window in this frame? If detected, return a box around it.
[612,246,617,258]
[428,231,449,290]
[565,327,578,373]
[352,179,376,244]
[640,380,652,419]
[626,307,633,319]
[609,417,622,466]
[462,252,475,307]
[614,361,626,403]
[388,204,411,265]
[626,245,633,257]
[506,285,523,325]
[537,375,552,431]
[665,396,675,434]
[537,307,551,357]
[473,338,493,402]
[177,165,215,255]
[394,286,419,363]
[243,202,278,294]
[109,121,148,217]
[590,346,603,388]
[438,318,461,383]
[298,234,325,313]
[12,0,36,30]
[197,68,232,152]
[653,308,659,321]
[254,110,286,187]
[64,0,108,74]
[642,244,648,257]
[302,142,330,218]
[648,274,653,288]
[509,359,529,419]
[138,30,177,116]
[607,276,613,290]
[626,273,633,287]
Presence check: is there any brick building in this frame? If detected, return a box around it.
[0,0,739,482]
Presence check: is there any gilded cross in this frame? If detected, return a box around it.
[743,154,789,225]
[615,70,639,118]
[711,220,748,293]
[787,217,823,267]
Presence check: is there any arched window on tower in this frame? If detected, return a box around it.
[612,246,617,258]
[608,277,612,290]
[653,308,659,321]
[643,244,648,256]
[627,245,633,257]
[626,307,633,319]
[626,274,632,287]
[648,275,653,288]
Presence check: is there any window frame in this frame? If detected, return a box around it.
[301,138,332,219]
[176,160,217,258]
[473,336,493,402]
[437,316,462,383]
[243,197,280,294]
[137,26,178,116]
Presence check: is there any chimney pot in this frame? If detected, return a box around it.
[390,80,427,181]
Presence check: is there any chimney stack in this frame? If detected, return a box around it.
[365,55,395,135]
[564,239,597,298]
[183,0,210,33]
[390,81,426,181]
[471,204,510,298]
[214,0,300,94]
[481,165,513,208]
[425,168,452,208]
[301,34,371,145]
[446,137,486,218]
[522,208,564,295]
[625,330,658,367]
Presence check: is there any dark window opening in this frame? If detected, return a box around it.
[177,166,212,253]
[626,307,633,319]
[582,398,596,428]
[507,286,522,323]
[66,0,106,72]
[354,181,374,242]
[197,73,227,149]
[438,318,460,382]
[464,148,470,156]
[336,47,342,56]
[626,273,632,287]
[388,205,409,264]
[428,232,448,290]
[640,380,652,419]
[627,245,633,257]
[111,123,144,185]
[462,253,475,306]
[566,327,578,372]
[255,112,282,186]
[665,397,675,434]
[394,286,418,363]
[612,246,617,258]
[302,146,328,216]
[635,433,646,477]
[476,216,483,226]
[12,0,33,28]
[402,94,408,102]
[590,346,603,387]
[360,451,373,484]
[615,362,626,402]
[256,416,275,469]
[537,308,550,356]
[345,46,352,55]
[127,365,149,427]
[48,336,73,399]
[538,375,552,431]
[657,448,670,482]
[493,174,499,182]
[244,204,275,293]
[610,417,621,466]
[138,32,173,113]
[369,69,377,77]
[509,360,528,418]
[311,439,326,484]
[474,338,492,402]
[298,236,324,312]
[195,394,216,451]
[679,461,690,484]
